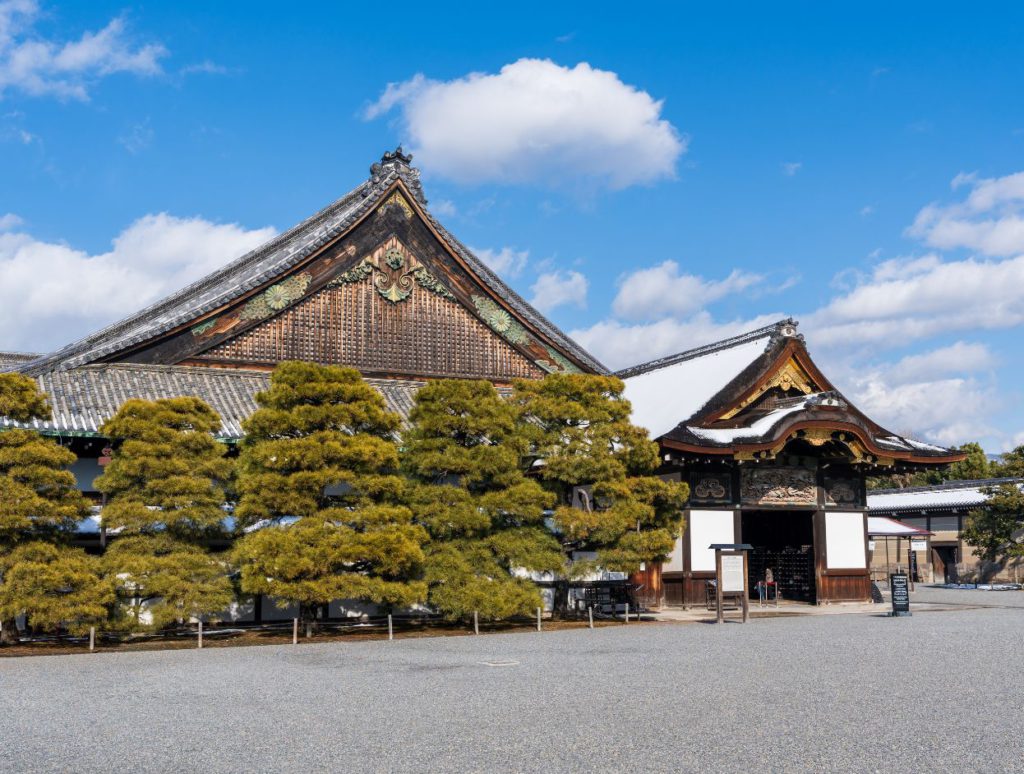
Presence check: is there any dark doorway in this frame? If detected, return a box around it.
[742,510,817,602]
[933,545,958,584]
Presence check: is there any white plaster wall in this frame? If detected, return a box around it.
[689,510,735,572]
[826,511,867,569]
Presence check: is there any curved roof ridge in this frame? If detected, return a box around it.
[615,318,797,379]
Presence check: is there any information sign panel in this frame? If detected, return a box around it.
[720,554,745,593]
[911,539,927,552]
[890,572,911,617]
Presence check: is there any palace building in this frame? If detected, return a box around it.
[1,149,963,607]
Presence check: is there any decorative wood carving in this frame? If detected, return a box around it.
[824,476,862,507]
[741,467,817,506]
[690,473,731,503]
[722,357,818,419]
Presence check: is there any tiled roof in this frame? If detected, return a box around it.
[12,149,603,377]
[0,363,426,439]
[0,352,41,367]
[867,478,1024,513]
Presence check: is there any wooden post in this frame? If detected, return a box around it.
[388,614,393,641]
[292,617,298,645]
[742,551,750,623]
[198,619,203,649]
[588,606,594,629]
[536,607,542,632]
[89,626,95,653]
[715,549,724,624]
[473,610,479,635]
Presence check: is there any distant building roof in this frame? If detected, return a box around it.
[867,516,932,536]
[867,478,1024,513]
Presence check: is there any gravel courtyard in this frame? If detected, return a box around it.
[3,594,1023,773]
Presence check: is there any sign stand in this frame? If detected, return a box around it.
[890,572,911,617]
[711,543,753,624]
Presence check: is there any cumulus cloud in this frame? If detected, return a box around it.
[0,211,21,229]
[530,269,588,313]
[364,58,685,189]
[471,246,527,277]
[909,170,1024,256]
[571,312,783,371]
[0,1,167,101]
[807,252,1024,347]
[0,214,276,351]
[612,261,763,321]
[830,346,998,446]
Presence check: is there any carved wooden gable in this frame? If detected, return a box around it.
[195,237,544,380]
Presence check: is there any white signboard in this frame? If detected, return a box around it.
[868,540,876,551]
[720,554,745,593]
[911,539,927,552]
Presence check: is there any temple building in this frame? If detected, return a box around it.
[620,321,963,606]
[1,149,965,606]
[1,148,603,497]
[868,478,1024,584]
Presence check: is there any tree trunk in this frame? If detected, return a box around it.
[0,617,19,645]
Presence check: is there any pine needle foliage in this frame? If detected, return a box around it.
[963,483,1024,570]
[233,362,426,625]
[0,374,92,643]
[95,397,234,628]
[512,373,689,574]
[402,379,561,621]
[96,397,232,539]
[102,535,234,630]
[0,542,114,636]
[0,374,88,544]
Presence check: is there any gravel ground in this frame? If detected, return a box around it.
[2,601,1023,773]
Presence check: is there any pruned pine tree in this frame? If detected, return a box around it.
[95,397,234,629]
[0,373,94,643]
[402,379,561,621]
[233,362,426,632]
[962,483,1024,576]
[0,542,114,637]
[513,373,690,577]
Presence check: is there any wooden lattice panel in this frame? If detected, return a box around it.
[198,279,544,380]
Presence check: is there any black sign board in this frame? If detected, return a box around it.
[890,573,911,617]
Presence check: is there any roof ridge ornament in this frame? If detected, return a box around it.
[366,146,428,206]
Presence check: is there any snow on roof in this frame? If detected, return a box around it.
[688,396,813,443]
[867,478,1024,513]
[621,332,773,439]
[867,516,931,536]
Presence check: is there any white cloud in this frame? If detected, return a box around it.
[829,346,997,446]
[860,205,874,217]
[364,58,685,189]
[612,260,762,322]
[0,1,167,101]
[0,211,21,229]
[530,269,588,313]
[807,252,1024,347]
[782,161,802,177]
[571,312,782,371]
[431,199,456,217]
[472,246,528,278]
[908,170,1024,256]
[0,213,276,351]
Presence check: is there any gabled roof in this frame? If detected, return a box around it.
[867,516,932,537]
[12,148,604,378]
[868,478,1024,513]
[618,319,961,465]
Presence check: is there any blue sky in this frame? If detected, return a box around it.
[2,1,1024,451]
